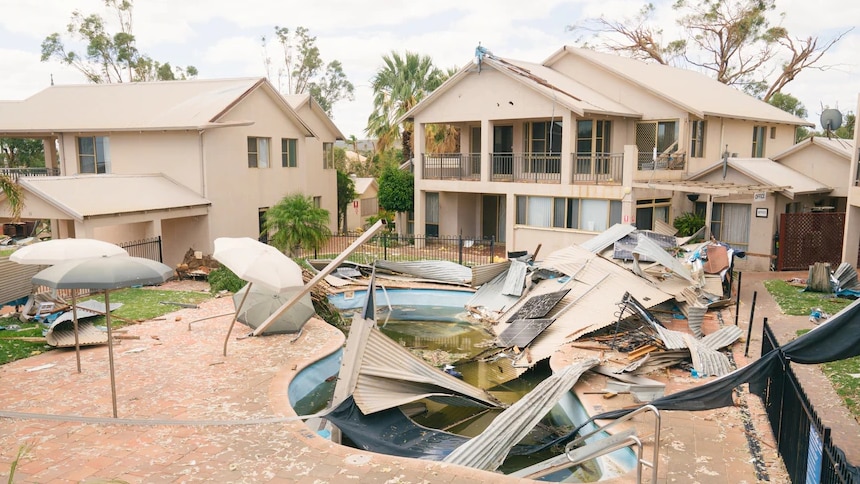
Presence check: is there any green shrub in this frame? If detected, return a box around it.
[208,266,246,294]
[673,211,705,237]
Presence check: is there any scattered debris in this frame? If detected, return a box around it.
[25,363,56,372]
[159,301,200,309]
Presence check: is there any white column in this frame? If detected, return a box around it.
[622,145,637,225]
[560,111,573,184]
[481,119,492,183]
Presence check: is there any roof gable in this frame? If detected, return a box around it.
[771,136,854,161]
[544,47,813,127]
[688,158,831,199]
[400,55,641,123]
[0,78,314,136]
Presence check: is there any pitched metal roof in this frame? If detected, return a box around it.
[686,158,832,199]
[771,135,854,161]
[19,174,210,220]
[0,78,314,136]
[545,47,813,126]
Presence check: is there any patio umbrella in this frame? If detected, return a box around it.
[232,283,314,334]
[31,256,174,418]
[212,237,305,356]
[10,238,129,373]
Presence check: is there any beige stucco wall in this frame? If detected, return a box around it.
[778,144,846,197]
[199,88,338,254]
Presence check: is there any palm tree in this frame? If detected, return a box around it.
[0,174,23,220]
[366,51,445,158]
[263,193,332,257]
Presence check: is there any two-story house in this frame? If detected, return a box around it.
[401,47,814,270]
[844,95,860,267]
[0,78,341,267]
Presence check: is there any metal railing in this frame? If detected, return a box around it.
[422,153,481,180]
[760,322,857,483]
[0,167,60,180]
[119,236,163,263]
[637,152,686,171]
[297,233,500,267]
[571,153,623,185]
[490,153,561,183]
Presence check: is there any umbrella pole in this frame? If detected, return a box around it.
[105,290,118,418]
[223,282,253,357]
[72,289,81,373]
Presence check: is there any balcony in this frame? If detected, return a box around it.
[422,153,481,180]
[637,152,686,171]
[491,153,561,183]
[571,153,623,185]
[0,167,60,180]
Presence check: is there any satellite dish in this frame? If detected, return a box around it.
[820,109,843,132]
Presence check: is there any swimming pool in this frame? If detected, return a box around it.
[289,288,636,481]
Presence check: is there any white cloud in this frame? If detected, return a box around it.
[0,0,856,136]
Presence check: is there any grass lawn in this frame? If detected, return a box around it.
[762,279,853,316]
[0,287,211,366]
[796,329,860,420]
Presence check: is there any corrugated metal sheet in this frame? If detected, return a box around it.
[466,270,520,314]
[501,260,528,296]
[352,326,501,414]
[683,334,733,377]
[0,257,43,305]
[700,325,743,350]
[375,260,472,285]
[578,223,637,253]
[470,261,511,287]
[654,219,678,236]
[494,246,672,377]
[443,358,599,471]
[633,235,697,284]
[652,325,688,350]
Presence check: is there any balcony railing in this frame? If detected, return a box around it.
[571,153,623,185]
[491,153,561,183]
[422,153,481,180]
[637,152,686,171]
[0,167,60,180]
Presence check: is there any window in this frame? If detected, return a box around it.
[516,196,621,232]
[524,121,562,174]
[636,121,678,167]
[361,197,379,217]
[313,196,322,209]
[690,120,706,158]
[77,136,110,174]
[635,198,671,231]
[576,120,612,174]
[281,138,297,167]
[703,202,750,251]
[248,137,270,168]
[751,126,767,157]
[323,142,334,169]
[426,192,439,236]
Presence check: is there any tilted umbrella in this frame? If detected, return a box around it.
[11,238,129,373]
[232,283,314,335]
[213,237,305,356]
[32,256,174,418]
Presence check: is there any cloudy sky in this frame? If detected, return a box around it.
[0,0,856,137]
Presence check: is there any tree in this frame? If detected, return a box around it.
[263,194,331,257]
[336,171,357,233]
[568,0,849,101]
[377,165,414,214]
[0,175,23,221]
[767,92,808,141]
[367,51,446,158]
[41,0,197,83]
[262,26,354,116]
[1,139,45,168]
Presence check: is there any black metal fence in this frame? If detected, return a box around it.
[120,236,163,263]
[760,322,856,483]
[296,233,500,267]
